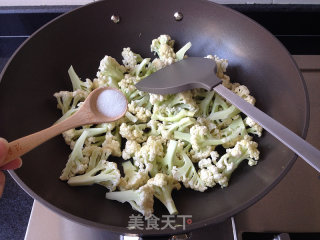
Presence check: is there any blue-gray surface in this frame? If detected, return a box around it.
[0,172,33,240]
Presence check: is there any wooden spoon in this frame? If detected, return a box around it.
[3,87,127,166]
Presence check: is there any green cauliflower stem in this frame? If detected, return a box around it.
[54,90,88,115]
[215,137,260,187]
[150,139,179,177]
[175,42,192,61]
[152,107,196,122]
[148,117,195,139]
[172,151,207,192]
[68,66,93,92]
[60,126,115,180]
[82,146,108,172]
[198,90,215,117]
[174,117,247,150]
[64,124,109,149]
[151,91,198,122]
[118,161,149,190]
[105,184,155,217]
[68,159,120,192]
[135,58,155,79]
[207,94,240,121]
[147,173,181,215]
[60,130,90,181]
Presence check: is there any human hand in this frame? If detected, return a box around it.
[0,138,22,198]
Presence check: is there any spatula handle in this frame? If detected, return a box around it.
[214,84,320,172]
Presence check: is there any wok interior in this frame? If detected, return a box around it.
[0,0,307,235]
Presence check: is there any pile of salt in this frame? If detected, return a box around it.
[96,89,127,118]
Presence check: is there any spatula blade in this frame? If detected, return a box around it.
[135,57,222,94]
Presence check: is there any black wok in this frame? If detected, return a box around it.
[0,0,309,237]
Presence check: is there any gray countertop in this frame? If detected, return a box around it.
[235,55,320,236]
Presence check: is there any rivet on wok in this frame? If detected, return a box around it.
[111,15,120,24]
[174,12,183,21]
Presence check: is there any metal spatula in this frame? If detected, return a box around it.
[135,57,320,172]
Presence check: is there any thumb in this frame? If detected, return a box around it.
[0,138,9,165]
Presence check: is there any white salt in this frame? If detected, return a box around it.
[96,89,127,118]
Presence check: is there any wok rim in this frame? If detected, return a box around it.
[2,0,310,236]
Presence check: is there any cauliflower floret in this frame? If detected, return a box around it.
[102,132,122,157]
[151,34,176,65]
[233,85,256,105]
[245,117,263,137]
[149,93,168,105]
[68,160,121,192]
[60,130,90,181]
[158,117,195,140]
[54,89,88,115]
[151,58,166,71]
[213,138,260,187]
[205,54,233,89]
[205,55,228,78]
[82,145,112,172]
[95,56,126,89]
[122,140,141,160]
[119,123,147,143]
[121,47,143,71]
[118,161,149,190]
[67,66,93,92]
[133,136,165,172]
[172,151,207,192]
[198,157,228,188]
[62,129,77,146]
[196,117,217,132]
[159,44,176,64]
[190,145,215,162]
[128,102,152,122]
[105,184,155,217]
[118,74,140,96]
[226,137,260,164]
[190,125,209,151]
[177,91,198,111]
[147,173,181,215]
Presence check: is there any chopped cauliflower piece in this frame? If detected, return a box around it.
[118,161,149,190]
[105,184,154,217]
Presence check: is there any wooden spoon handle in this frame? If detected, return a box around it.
[3,110,89,166]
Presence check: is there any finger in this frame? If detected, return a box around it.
[0,171,5,198]
[0,138,9,164]
[0,157,22,170]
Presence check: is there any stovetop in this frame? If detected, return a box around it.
[0,4,320,240]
